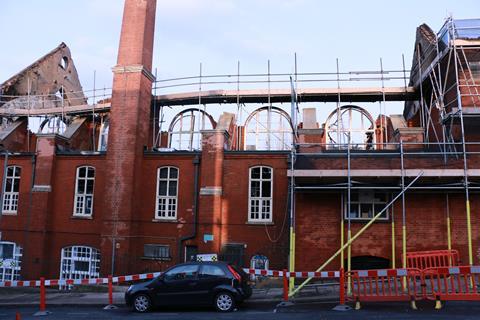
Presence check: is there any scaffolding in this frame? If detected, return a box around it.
[0,14,479,298]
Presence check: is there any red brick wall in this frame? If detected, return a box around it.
[295,191,480,271]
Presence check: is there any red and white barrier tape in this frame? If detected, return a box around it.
[241,268,339,278]
[356,269,409,278]
[0,268,340,287]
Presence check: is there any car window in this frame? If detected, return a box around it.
[200,265,226,278]
[164,265,199,281]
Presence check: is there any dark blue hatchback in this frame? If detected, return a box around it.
[125,261,252,312]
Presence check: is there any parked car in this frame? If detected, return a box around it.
[125,261,252,312]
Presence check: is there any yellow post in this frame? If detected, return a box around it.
[402,225,407,269]
[466,200,473,265]
[289,227,295,292]
[391,220,396,269]
[446,216,452,251]
[446,194,452,251]
[340,219,344,269]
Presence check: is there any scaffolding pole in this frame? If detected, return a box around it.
[452,30,474,266]
[288,75,297,293]
[346,130,352,294]
[92,70,96,151]
[400,141,407,271]
[289,172,424,298]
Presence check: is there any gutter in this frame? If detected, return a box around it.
[178,155,200,262]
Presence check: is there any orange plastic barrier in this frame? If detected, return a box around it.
[423,266,480,308]
[347,268,422,309]
[406,250,460,269]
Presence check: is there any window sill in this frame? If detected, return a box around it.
[1,212,17,216]
[141,256,172,261]
[152,218,178,223]
[71,215,93,220]
[246,221,274,226]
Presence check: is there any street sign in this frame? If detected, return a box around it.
[196,253,218,262]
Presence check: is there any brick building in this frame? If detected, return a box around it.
[0,0,479,282]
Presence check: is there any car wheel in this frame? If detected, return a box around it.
[133,294,152,313]
[215,292,235,312]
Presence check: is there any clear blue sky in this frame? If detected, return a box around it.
[0,0,479,123]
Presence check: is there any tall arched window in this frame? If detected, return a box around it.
[97,119,109,151]
[0,241,22,281]
[73,166,95,217]
[59,246,100,282]
[244,107,293,151]
[156,167,179,220]
[3,166,21,214]
[248,166,273,223]
[168,108,215,151]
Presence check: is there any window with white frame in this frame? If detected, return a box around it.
[3,166,21,214]
[73,166,95,217]
[156,167,178,220]
[0,241,22,281]
[249,166,273,222]
[345,191,389,220]
[59,246,100,283]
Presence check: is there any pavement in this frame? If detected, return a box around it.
[3,301,480,319]
[3,283,480,319]
[0,282,339,307]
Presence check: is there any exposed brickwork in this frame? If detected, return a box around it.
[101,0,157,276]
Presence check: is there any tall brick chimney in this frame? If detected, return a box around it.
[101,0,157,275]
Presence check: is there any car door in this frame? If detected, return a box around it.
[153,264,201,306]
[197,264,229,304]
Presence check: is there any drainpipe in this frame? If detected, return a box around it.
[0,151,9,222]
[178,155,200,262]
[22,153,37,277]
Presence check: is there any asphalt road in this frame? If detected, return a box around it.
[2,301,480,319]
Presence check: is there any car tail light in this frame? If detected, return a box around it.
[227,265,242,281]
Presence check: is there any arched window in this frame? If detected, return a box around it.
[156,167,179,220]
[325,105,375,150]
[0,241,22,281]
[244,107,293,151]
[73,166,95,217]
[2,166,21,214]
[248,166,273,222]
[39,116,67,135]
[168,108,215,150]
[60,246,100,282]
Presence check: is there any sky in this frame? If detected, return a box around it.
[0,0,479,129]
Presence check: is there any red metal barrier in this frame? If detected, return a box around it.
[282,269,288,302]
[339,268,345,305]
[39,277,46,312]
[108,275,113,305]
[406,250,460,269]
[347,268,422,309]
[423,266,480,308]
